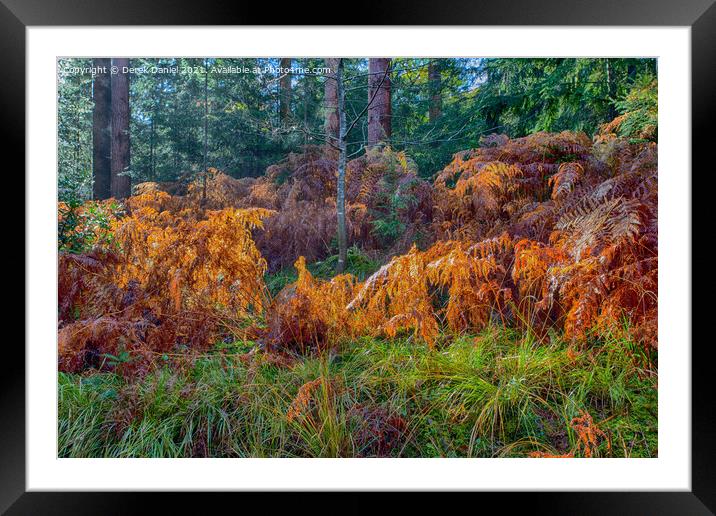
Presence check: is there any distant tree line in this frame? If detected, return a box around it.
[57,57,656,202]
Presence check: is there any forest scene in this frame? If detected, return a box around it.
[57,57,658,458]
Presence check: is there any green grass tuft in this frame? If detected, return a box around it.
[58,326,657,458]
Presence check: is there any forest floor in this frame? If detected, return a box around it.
[59,322,657,458]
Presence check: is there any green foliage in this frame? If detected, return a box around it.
[58,327,656,458]
[57,57,656,201]
[368,154,419,244]
[265,247,379,297]
[57,58,93,202]
[615,75,658,142]
[476,58,656,138]
[57,200,120,253]
[370,215,406,243]
[265,267,301,298]
[311,246,379,281]
[128,57,302,182]
[390,58,486,178]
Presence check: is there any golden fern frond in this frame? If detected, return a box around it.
[549,162,584,199]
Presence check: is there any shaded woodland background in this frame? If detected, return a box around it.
[58,58,656,201]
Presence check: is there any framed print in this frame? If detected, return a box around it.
[6,0,712,512]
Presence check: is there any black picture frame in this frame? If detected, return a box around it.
[6,0,711,512]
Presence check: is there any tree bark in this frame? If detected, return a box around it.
[150,113,155,180]
[324,58,340,144]
[202,58,209,204]
[303,58,310,145]
[92,58,112,200]
[279,57,292,122]
[428,60,442,123]
[173,79,179,173]
[367,58,391,147]
[111,58,131,199]
[150,80,158,181]
[336,58,348,274]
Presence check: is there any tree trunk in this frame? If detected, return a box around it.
[149,114,155,180]
[111,58,131,199]
[150,81,157,181]
[303,59,309,145]
[75,96,81,179]
[173,80,179,174]
[92,58,112,200]
[324,58,340,144]
[428,60,442,122]
[367,58,391,147]
[336,58,348,274]
[279,57,292,122]
[202,58,209,204]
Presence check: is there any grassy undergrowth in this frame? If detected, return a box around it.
[58,326,657,458]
